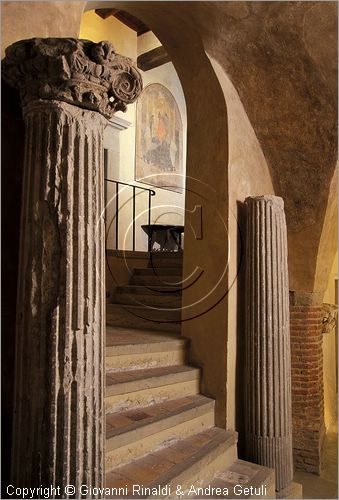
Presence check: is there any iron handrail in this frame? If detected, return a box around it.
[104,178,156,251]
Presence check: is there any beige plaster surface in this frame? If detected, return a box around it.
[209,56,274,431]
[138,31,161,56]
[80,9,137,59]
[1,1,85,57]
[314,164,338,296]
[322,253,338,430]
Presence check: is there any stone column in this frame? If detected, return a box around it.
[244,195,295,498]
[2,38,142,494]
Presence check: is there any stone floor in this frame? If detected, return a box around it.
[294,430,338,499]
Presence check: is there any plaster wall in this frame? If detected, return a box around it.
[322,253,338,430]
[80,9,137,59]
[314,164,338,296]
[138,31,161,55]
[209,57,274,434]
[1,1,85,57]
[80,11,187,251]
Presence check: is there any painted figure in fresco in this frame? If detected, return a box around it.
[136,83,183,190]
[145,110,175,171]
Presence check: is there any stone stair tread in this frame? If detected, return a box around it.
[105,365,200,397]
[130,275,183,286]
[132,274,182,280]
[203,459,275,498]
[106,394,214,439]
[193,459,275,498]
[106,365,198,385]
[107,303,181,316]
[134,267,183,275]
[106,326,184,347]
[150,251,183,256]
[106,304,182,326]
[106,317,180,334]
[149,252,183,261]
[105,427,237,498]
[114,293,182,308]
[116,285,182,294]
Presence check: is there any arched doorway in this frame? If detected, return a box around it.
[81,2,231,429]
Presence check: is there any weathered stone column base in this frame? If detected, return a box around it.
[277,481,303,499]
[246,435,293,492]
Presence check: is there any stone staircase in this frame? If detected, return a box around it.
[107,253,183,333]
[105,252,275,498]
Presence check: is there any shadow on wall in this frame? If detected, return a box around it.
[1,81,25,495]
[235,200,247,457]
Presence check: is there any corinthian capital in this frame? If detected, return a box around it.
[2,38,143,118]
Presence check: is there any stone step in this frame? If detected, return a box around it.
[114,291,182,308]
[192,459,276,499]
[131,275,183,286]
[134,267,183,276]
[149,252,183,265]
[150,251,183,258]
[107,304,181,333]
[106,326,188,371]
[105,365,200,413]
[105,395,215,470]
[116,285,182,296]
[105,427,238,498]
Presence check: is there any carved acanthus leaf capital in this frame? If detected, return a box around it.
[2,38,143,118]
[322,303,338,333]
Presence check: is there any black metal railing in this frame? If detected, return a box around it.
[105,178,156,251]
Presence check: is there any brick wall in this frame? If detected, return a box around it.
[290,304,325,474]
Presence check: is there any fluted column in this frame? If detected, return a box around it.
[2,38,142,494]
[245,195,294,498]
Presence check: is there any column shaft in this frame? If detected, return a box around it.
[12,100,105,494]
[245,195,293,497]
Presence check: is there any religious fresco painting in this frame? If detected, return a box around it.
[135,83,183,192]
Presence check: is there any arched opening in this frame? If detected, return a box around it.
[80,10,188,253]
[81,2,232,430]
